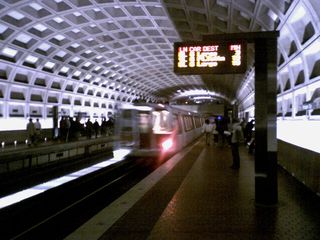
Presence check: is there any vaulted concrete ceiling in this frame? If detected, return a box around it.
[0,0,317,111]
[161,0,286,103]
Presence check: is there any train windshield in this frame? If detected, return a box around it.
[152,110,173,134]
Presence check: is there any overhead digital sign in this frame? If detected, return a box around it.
[174,40,247,75]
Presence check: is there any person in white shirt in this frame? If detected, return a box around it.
[202,119,214,146]
[34,118,41,132]
[34,118,42,144]
[26,118,35,146]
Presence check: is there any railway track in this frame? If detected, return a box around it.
[0,157,157,240]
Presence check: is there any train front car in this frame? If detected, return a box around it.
[152,104,177,157]
[116,103,177,158]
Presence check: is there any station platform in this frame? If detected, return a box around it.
[66,138,320,240]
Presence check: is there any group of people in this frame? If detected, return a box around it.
[59,116,114,142]
[26,116,115,146]
[59,116,82,142]
[83,117,114,139]
[26,118,42,146]
[202,117,255,170]
[202,116,230,147]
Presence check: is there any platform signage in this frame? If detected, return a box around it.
[174,40,247,74]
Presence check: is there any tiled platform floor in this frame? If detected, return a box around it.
[68,138,320,240]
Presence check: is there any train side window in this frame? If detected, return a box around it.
[183,115,194,131]
[173,114,181,134]
[194,116,202,128]
[153,110,173,133]
[190,116,195,130]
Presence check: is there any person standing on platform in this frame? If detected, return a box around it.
[202,119,214,146]
[216,116,227,147]
[93,119,100,138]
[26,118,35,147]
[230,118,244,169]
[101,118,107,136]
[212,117,219,145]
[65,117,71,142]
[59,117,68,141]
[106,117,114,136]
[86,118,93,139]
[244,119,255,144]
[34,118,42,144]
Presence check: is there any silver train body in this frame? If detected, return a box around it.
[115,103,204,158]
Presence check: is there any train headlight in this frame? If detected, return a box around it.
[161,138,173,151]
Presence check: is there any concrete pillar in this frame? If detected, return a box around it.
[233,103,238,119]
[53,105,59,139]
[202,31,279,204]
[254,37,278,205]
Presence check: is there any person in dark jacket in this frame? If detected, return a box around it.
[93,119,100,138]
[86,118,93,139]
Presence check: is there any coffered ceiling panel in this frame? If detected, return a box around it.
[1,0,316,108]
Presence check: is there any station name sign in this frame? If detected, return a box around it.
[174,40,247,74]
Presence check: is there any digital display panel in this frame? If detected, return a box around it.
[174,41,247,74]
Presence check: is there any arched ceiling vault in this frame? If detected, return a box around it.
[0,0,319,112]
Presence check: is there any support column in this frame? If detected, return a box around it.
[53,105,59,139]
[233,102,238,120]
[254,37,278,205]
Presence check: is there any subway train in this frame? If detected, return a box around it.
[115,103,204,159]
